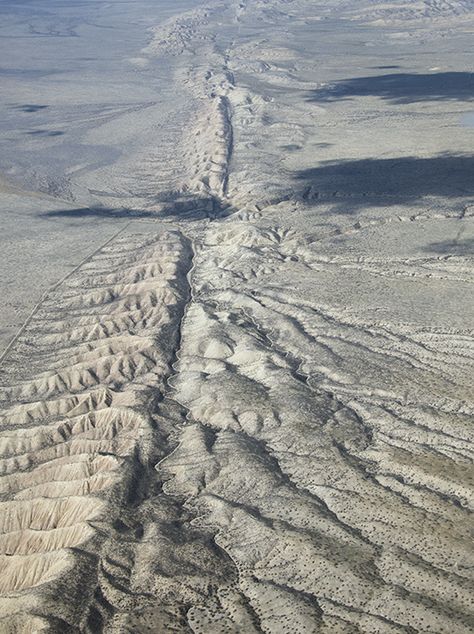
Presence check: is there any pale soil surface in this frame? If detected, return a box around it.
[0,1,473,632]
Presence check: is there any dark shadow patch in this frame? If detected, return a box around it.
[41,207,138,219]
[280,144,302,151]
[27,130,64,137]
[424,237,474,255]
[17,104,49,113]
[40,194,237,222]
[295,154,474,212]
[309,72,474,104]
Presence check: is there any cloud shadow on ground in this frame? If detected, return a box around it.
[424,237,474,255]
[309,72,474,104]
[295,154,474,212]
[39,194,237,222]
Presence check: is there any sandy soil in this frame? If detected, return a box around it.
[0,0,473,632]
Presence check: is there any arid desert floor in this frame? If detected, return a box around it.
[0,0,473,632]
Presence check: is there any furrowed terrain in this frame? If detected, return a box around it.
[0,0,473,632]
